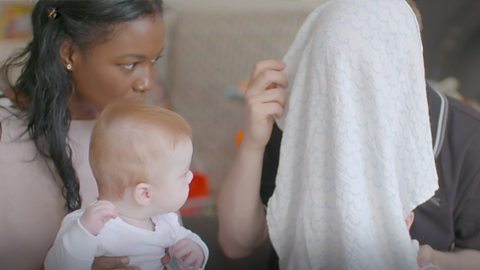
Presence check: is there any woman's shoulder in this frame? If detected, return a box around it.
[0,105,66,269]
[0,105,16,120]
[0,106,42,173]
[0,106,29,143]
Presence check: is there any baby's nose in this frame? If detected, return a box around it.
[186,171,194,184]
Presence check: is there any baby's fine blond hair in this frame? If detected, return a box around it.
[89,102,192,200]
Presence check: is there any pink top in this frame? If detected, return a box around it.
[0,108,98,270]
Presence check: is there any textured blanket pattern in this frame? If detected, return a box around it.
[267,1,438,269]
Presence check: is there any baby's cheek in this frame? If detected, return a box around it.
[184,185,190,198]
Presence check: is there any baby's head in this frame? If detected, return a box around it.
[89,101,193,215]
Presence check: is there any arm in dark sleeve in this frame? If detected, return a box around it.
[455,172,480,249]
[454,126,480,249]
[260,123,282,206]
[412,97,480,251]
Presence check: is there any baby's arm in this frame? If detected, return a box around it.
[44,200,118,270]
[167,213,209,270]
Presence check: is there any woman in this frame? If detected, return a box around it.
[0,1,164,269]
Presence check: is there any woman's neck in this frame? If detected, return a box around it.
[69,96,98,120]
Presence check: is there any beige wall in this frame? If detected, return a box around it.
[162,0,327,191]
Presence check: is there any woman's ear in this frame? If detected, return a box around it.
[134,183,153,207]
[59,39,80,70]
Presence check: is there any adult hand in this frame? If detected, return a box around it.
[168,239,205,270]
[92,256,139,270]
[80,200,118,236]
[417,244,440,269]
[243,60,287,150]
[161,248,171,266]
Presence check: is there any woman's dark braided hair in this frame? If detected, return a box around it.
[1,0,163,212]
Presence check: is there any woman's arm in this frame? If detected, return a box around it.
[217,142,269,258]
[217,60,287,258]
[92,256,138,270]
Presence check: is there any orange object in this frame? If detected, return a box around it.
[238,80,249,93]
[187,171,210,199]
[180,171,211,216]
[0,4,33,40]
[235,129,244,148]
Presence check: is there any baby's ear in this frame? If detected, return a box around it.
[134,183,153,206]
[405,212,415,231]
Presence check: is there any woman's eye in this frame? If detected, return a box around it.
[122,63,137,70]
[151,55,162,64]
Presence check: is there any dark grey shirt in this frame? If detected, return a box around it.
[260,85,480,269]
[411,87,480,251]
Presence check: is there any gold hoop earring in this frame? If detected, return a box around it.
[66,64,72,70]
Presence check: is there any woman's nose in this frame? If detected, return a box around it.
[132,68,154,93]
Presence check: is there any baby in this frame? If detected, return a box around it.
[45,102,208,270]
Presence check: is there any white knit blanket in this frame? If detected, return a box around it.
[267,1,438,269]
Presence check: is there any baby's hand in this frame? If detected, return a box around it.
[168,239,204,270]
[80,200,118,236]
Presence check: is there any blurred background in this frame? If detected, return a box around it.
[417,0,480,107]
[0,0,478,269]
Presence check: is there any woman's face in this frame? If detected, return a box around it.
[65,15,165,115]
